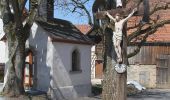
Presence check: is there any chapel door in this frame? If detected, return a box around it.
[156,55,170,88]
[24,50,33,89]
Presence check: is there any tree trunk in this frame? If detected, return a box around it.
[102,25,128,100]
[1,0,40,97]
[3,23,25,96]
[102,1,127,100]
[14,38,26,94]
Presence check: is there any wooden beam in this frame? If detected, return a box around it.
[95,0,144,19]
[94,8,130,19]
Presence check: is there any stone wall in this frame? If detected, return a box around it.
[127,64,157,88]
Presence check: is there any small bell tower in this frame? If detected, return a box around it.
[37,0,54,21]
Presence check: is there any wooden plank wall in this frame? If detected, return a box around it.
[128,46,170,65]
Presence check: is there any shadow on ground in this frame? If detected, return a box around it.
[0,90,50,100]
[127,89,170,100]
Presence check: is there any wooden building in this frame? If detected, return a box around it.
[128,43,170,88]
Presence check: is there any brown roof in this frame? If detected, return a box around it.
[75,25,92,35]
[37,19,93,45]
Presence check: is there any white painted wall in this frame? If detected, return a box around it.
[0,41,6,63]
[28,23,51,91]
[51,42,92,99]
[0,19,6,63]
[0,19,3,35]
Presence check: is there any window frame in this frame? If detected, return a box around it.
[70,48,82,73]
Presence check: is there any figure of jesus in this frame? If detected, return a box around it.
[106,8,137,63]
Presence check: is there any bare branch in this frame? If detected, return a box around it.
[55,0,92,25]
[128,26,157,58]
[11,0,23,29]
[24,0,41,28]
[127,1,170,30]
[128,19,170,43]
[150,2,170,15]
[20,0,28,14]
[127,1,170,42]
[0,0,8,18]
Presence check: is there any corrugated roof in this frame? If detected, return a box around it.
[37,19,93,44]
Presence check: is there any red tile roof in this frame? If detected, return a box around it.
[75,25,92,35]
[76,0,170,43]
[127,0,170,43]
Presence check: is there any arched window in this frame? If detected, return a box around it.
[71,49,81,71]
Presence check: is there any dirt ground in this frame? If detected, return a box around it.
[0,89,170,100]
[90,79,170,100]
[127,89,170,100]
[76,89,170,100]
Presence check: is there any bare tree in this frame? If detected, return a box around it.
[127,1,170,58]
[55,0,93,25]
[0,0,41,96]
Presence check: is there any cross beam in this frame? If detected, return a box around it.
[95,0,146,19]
[94,8,131,19]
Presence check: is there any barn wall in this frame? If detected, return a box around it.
[128,45,170,65]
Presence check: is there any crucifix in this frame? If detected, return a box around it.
[106,8,137,74]
[106,8,137,63]
[95,0,149,73]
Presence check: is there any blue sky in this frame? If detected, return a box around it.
[26,0,94,24]
[54,10,89,24]
[54,0,94,24]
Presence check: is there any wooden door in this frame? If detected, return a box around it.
[24,51,33,88]
[95,60,103,79]
[156,56,170,88]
